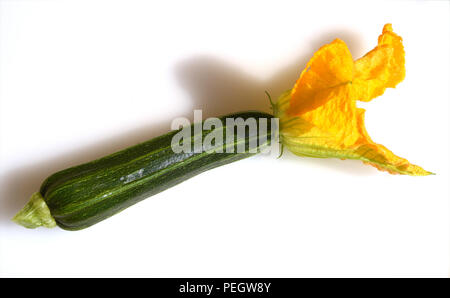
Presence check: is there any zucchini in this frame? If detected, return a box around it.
[13,111,274,230]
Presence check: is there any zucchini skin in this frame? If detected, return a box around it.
[39,111,274,230]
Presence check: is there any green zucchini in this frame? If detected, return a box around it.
[13,111,274,231]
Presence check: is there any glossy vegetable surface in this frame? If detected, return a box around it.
[15,111,274,230]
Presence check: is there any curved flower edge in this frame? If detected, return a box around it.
[274,90,433,176]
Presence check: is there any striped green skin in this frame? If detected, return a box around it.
[40,111,274,230]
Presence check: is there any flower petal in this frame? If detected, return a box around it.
[354,24,405,102]
[277,89,432,176]
[289,39,354,115]
[282,128,432,176]
[275,24,431,176]
[353,143,432,175]
[352,107,431,175]
[299,84,361,148]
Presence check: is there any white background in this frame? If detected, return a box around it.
[0,0,449,277]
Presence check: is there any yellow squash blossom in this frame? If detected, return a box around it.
[274,24,431,175]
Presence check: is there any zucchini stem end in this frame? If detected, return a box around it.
[12,192,56,229]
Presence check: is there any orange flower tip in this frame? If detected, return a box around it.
[364,161,434,176]
[333,38,346,45]
[411,167,435,176]
[383,23,393,33]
